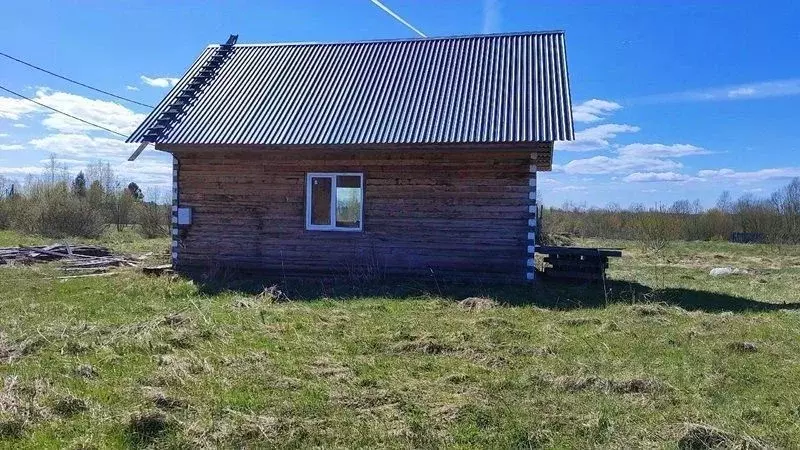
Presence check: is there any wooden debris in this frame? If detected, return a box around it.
[57,272,118,280]
[142,264,173,276]
[0,243,143,271]
[537,246,623,282]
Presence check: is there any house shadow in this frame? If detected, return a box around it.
[188,270,799,314]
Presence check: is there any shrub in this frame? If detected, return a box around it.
[137,202,171,238]
[13,183,106,238]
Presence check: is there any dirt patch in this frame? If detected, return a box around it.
[0,416,25,438]
[61,340,92,355]
[74,364,98,379]
[729,341,758,353]
[554,375,668,394]
[51,395,88,417]
[677,423,767,449]
[162,313,190,326]
[128,410,170,440]
[145,389,187,410]
[458,297,498,310]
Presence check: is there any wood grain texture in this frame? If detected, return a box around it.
[169,144,550,283]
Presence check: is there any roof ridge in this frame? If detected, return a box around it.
[207,30,565,48]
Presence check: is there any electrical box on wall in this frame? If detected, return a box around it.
[177,207,192,226]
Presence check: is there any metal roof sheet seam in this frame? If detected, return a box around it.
[128,31,574,146]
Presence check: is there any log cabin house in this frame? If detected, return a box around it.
[127,31,574,284]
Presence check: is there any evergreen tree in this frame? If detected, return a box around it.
[72,171,87,198]
[127,182,144,201]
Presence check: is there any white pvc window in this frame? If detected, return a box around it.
[305,173,363,231]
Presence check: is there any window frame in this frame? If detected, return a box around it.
[305,172,364,232]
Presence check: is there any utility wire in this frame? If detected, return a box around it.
[0,84,128,138]
[0,51,154,108]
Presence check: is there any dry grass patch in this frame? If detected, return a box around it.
[0,334,44,363]
[390,333,455,355]
[554,375,670,395]
[560,317,603,326]
[677,423,767,449]
[457,297,498,310]
[309,357,353,382]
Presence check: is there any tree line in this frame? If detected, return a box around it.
[542,178,800,247]
[0,157,170,239]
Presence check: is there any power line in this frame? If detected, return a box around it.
[0,84,128,138]
[0,51,154,109]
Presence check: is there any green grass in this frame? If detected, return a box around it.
[1,231,799,448]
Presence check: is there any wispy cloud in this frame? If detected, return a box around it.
[556,123,640,152]
[0,144,24,151]
[481,0,500,34]
[140,75,179,88]
[125,85,140,91]
[370,0,426,37]
[623,172,700,183]
[560,155,683,175]
[633,78,800,104]
[0,95,40,120]
[0,133,7,138]
[572,99,622,123]
[697,167,800,183]
[617,143,710,158]
[12,123,27,128]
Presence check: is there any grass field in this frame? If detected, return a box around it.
[1,232,799,448]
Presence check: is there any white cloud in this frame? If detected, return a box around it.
[728,87,755,98]
[0,133,7,138]
[0,144,24,151]
[572,99,622,123]
[33,90,145,135]
[140,76,179,88]
[617,143,710,158]
[125,85,140,91]
[482,0,500,34]
[635,78,800,104]
[0,96,40,120]
[623,172,700,183]
[562,155,682,175]
[0,166,44,177]
[697,167,800,183]
[12,123,27,128]
[1,89,145,135]
[29,133,136,159]
[553,185,588,192]
[556,123,640,151]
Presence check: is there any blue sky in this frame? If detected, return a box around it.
[1,0,798,206]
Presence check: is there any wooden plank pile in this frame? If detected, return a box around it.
[0,244,144,278]
[537,246,622,281]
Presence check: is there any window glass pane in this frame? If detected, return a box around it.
[310,176,332,226]
[336,175,362,229]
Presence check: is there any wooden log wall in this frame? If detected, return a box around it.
[169,144,551,283]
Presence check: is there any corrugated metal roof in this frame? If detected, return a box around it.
[128,31,574,145]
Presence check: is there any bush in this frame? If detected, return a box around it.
[14,185,106,238]
[137,202,171,238]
